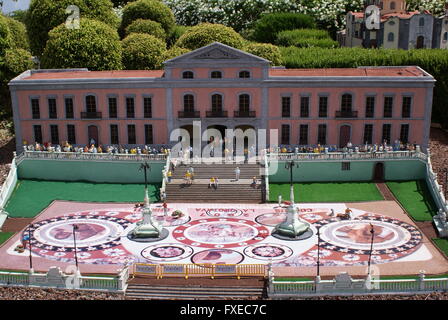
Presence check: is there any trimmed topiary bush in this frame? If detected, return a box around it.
[41,18,123,71]
[3,48,34,77]
[125,19,166,40]
[122,33,167,70]
[175,23,244,50]
[120,0,176,37]
[244,43,282,65]
[162,46,190,61]
[252,13,316,43]
[26,0,119,56]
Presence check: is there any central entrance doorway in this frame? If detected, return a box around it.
[339,125,351,148]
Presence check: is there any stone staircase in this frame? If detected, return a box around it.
[165,163,264,203]
[125,282,266,300]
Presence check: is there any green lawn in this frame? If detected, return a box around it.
[433,238,448,257]
[269,182,383,203]
[5,180,161,218]
[0,232,14,246]
[386,180,438,221]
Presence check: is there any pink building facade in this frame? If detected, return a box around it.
[9,42,435,153]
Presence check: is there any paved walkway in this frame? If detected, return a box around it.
[169,179,258,184]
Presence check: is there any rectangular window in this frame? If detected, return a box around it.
[300,96,310,118]
[382,124,391,144]
[365,96,375,118]
[109,97,118,118]
[363,124,373,145]
[402,96,412,118]
[145,124,153,144]
[126,97,135,118]
[281,96,291,117]
[317,124,327,145]
[31,99,40,119]
[50,125,59,145]
[65,98,74,119]
[48,99,57,119]
[33,125,42,143]
[110,124,119,145]
[383,96,393,118]
[318,96,328,118]
[144,97,152,118]
[400,124,409,143]
[342,162,351,171]
[281,124,290,145]
[67,124,76,144]
[299,124,308,145]
[128,124,136,144]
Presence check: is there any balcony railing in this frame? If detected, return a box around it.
[81,111,102,119]
[335,110,358,118]
[178,110,200,118]
[206,110,228,118]
[234,110,256,118]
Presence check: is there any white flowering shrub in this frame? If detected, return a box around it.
[163,0,299,31]
[406,0,447,14]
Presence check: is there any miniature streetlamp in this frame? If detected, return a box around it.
[367,223,375,275]
[140,162,151,191]
[72,224,79,270]
[28,224,33,271]
[316,226,321,278]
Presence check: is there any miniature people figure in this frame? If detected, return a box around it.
[252,176,257,188]
[209,177,215,188]
[163,201,168,216]
[167,170,172,183]
[214,177,219,189]
[235,167,240,181]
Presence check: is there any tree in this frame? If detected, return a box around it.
[4,16,29,50]
[26,0,119,56]
[175,23,245,50]
[125,19,166,40]
[244,43,283,66]
[120,0,175,37]
[0,15,12,57]
[41,19,123,71]
[122,33,167,70]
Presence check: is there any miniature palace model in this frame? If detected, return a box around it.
[9,42,435,153]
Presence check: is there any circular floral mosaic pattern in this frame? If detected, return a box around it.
[191,249,244,264]
[141,243,194,262]
[243,243,293,261]
[151,213,191,227]
[173,218,269,248]
[25,215,132,252]
[315,216,422,255]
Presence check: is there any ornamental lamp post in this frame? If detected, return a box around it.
[367,223,375,276]
[316,226,321,278]
[140,162,151,191]
[285,160,299,202]
[72,224,79,270]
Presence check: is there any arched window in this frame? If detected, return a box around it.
[182,71,194,79]
[341,94,352,112]
[211,94,223,112]
[390,1,396,10]
[183,94,194,112]
[86,95,96,113]
[239,94,250,112]
[211,71,222,78]
[239,70,250,78]
[388,32,395,41]
[419,17,425,27]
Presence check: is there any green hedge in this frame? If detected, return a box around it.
[276,29,339,48]
[280,47,448,128]
[252,13,316,44]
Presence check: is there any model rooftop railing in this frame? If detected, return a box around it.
[267,150,428,162]
[16,150,168,163]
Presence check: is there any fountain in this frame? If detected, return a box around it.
[272,185,313,241]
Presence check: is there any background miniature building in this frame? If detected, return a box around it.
[9,42,435,152]
[342,0,448,49]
